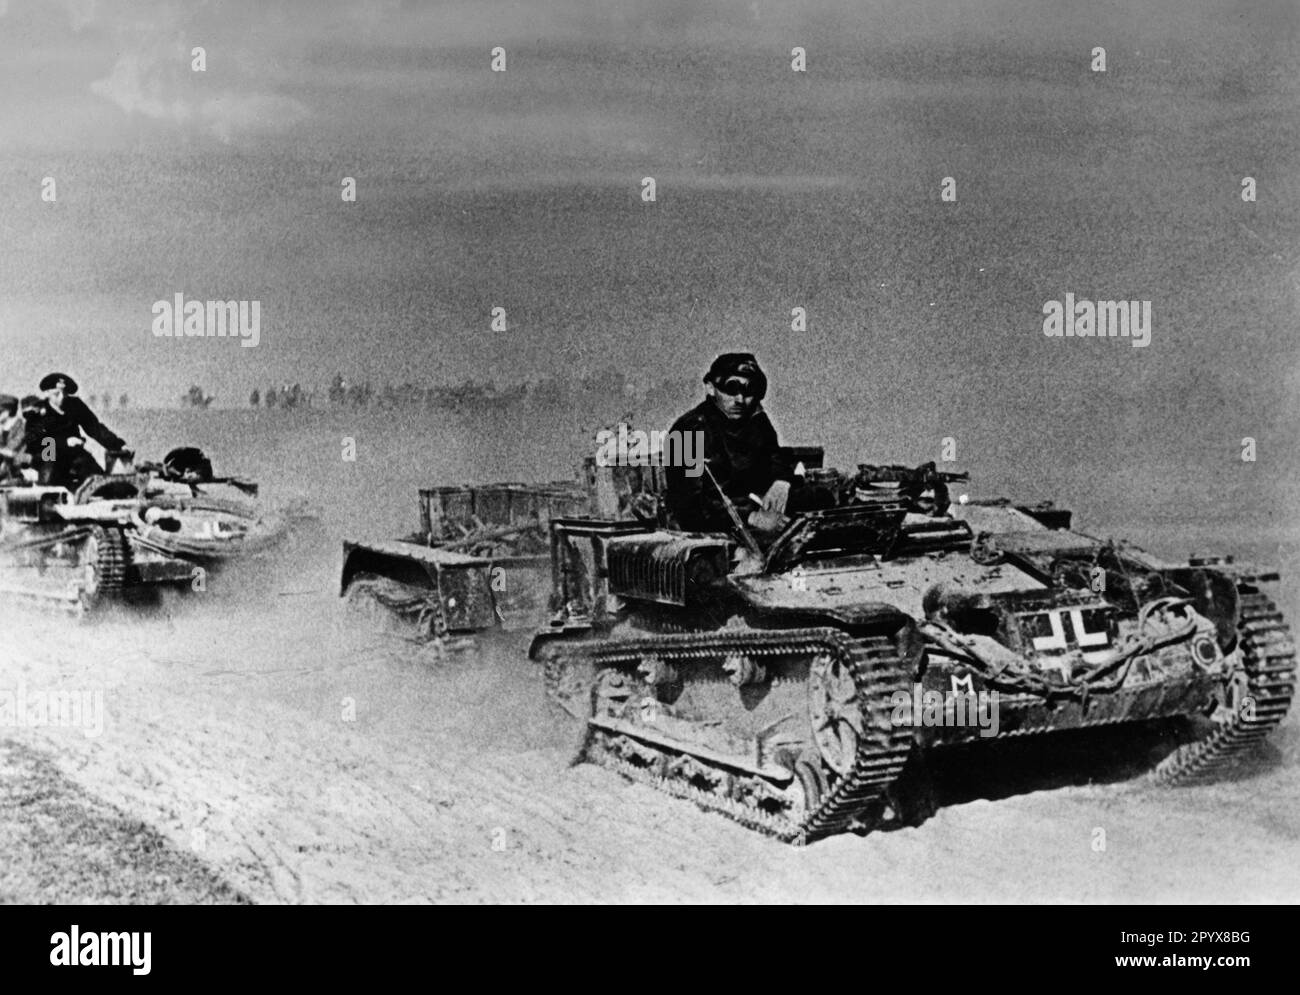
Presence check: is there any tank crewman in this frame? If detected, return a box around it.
[16,394,44,481]
[0,394,31,482]
[665,353,821,535]
[30,373,130,489]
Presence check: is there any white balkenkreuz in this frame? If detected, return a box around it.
[1023,606,1113,663]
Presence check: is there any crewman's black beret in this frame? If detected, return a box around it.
[704,353,767,400]
[39,372,78,394]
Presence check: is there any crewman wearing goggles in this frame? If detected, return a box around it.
[664,353,801,535]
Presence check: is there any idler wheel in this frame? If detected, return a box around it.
[537,644,597,766]
[75,525,127,613]
[809,653,863,776]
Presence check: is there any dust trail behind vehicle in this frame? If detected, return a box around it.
[2,402,1296,902]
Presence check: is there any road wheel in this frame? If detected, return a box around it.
[343,573,409,634]
[780,756,827,820]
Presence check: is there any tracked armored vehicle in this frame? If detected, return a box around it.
[0,450,288,613]
[532,455,1296,844]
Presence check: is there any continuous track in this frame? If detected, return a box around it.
[542,627,916,844]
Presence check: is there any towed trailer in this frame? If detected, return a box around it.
[339,479,590,640]
[338,446,826,642]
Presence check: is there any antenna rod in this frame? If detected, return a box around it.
[702,460,763,559]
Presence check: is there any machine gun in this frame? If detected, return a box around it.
[853,461,969,515]
[135,447,260,497]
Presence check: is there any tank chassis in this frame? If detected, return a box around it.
[531,453,1296,844]
[0,450,277,614]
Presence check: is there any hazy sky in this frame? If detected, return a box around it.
[5,1,1297,157]
[0,0,1297,477]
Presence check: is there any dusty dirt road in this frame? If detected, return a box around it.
[3,542,1297,905]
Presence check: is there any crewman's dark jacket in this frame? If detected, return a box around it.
[24,398,125,487]
[664,398,791,532]
[0,415,28,479]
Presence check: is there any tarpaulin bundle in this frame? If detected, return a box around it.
[130,495,287,561]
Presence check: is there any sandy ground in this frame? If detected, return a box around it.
[2,539,1297,905]
[0,739,250,904]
